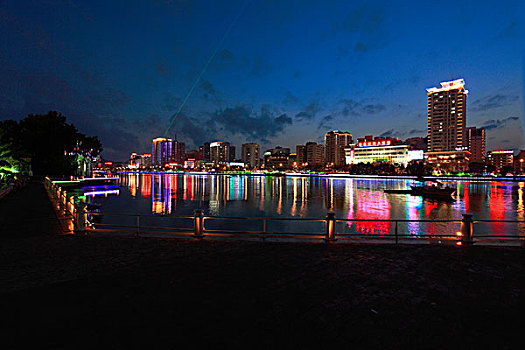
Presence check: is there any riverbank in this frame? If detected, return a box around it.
[1,182,523,349]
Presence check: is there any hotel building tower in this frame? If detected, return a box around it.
[426,79,468,152]
[152,137,173,166]
[241,143,260,168]
[325,130,353,167]
[466,127,486,163]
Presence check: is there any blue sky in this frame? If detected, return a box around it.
[1,0,524,160]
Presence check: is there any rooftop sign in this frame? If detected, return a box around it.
[426,79,468,94]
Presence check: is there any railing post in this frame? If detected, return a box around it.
[136,215,140,237]
[193,209,204,238]
[74,203,87,234]
[461,214,473,244]
[61,190,67,214]
[324,211,336,241]
[395,221,398,244]
[63,191,69,215]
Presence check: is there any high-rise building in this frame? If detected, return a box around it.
[426,79,468,152]
[199,142,211,162]
[296,145,306,165]
[466,127,485,163]
[129,153,152,168]
[230,145,236,162]
[297,142,325,167]
[172,140,185,164]
[241,143,260,168]
[152,137,172,166]
[325,131,352,167]
[210,141,232,162]
[263,146,290,168]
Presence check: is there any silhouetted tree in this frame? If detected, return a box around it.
[0,111,102,176]
[468,162,485,174]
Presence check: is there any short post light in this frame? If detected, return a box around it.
[325,211,336,241]
[460,214,474,244]
[193,209,204,238]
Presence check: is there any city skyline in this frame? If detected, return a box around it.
[0,1,523,160]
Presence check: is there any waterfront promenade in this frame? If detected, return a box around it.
[0,182,524,349]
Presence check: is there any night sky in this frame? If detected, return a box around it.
[1,0,523,160]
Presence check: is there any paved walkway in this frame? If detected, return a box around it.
[0,181,63,238]
[0,182,523,349]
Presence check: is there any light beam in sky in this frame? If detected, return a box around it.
[164,0,250,136]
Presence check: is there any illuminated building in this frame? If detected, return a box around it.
[172,140,185,164]
[241,143,260,168]
[296,142,325,167]
[263,146,290,169]
[185,150,201,161]
[210,141,233,163]
[466,127,485,163]
[230,146,236,161]
[486,150,514,172]
[427,79,468,152]
[296,145,305,164]
[424,150,471,172]
[129,153,152,168]
[345,136,422,166]
[152,137,172,166]
[199,142,211,161]
[325,130,353,167]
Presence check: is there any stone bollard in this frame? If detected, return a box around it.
[193,209,204,238]
[324,211,337,241]
[74,203,88,234]
[460,214,473,244]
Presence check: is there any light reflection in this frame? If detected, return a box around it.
[350,187,391,235]
[115,174,523,238]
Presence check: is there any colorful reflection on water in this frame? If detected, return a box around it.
[95,173,525,237]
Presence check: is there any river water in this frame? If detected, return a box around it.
[89,173,525,239]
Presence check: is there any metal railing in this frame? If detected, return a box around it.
[45,177,525,245]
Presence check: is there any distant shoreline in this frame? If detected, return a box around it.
[116,171,525,182]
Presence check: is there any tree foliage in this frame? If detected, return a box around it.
[0,111,103,176]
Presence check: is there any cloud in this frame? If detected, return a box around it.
[336,3,388,55]
[252,56,272,77]
[342,4,385,34]
[339,98,386,117]
[409,129,425,135]
[169,105,293,146]
[379,129,394,137]
[160,92,182,112]
[275,113,292,124]
[199,78,221,101]
[153,58,171,77]
[481,116,519,130]
[295,100,321,121]
[317,115,334,130]
[212,49,249,72]
[282,91,299,105]
[341,99,361,117]
[471,94,519,112]
[492,21,523,41]
[362,104,386,114]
